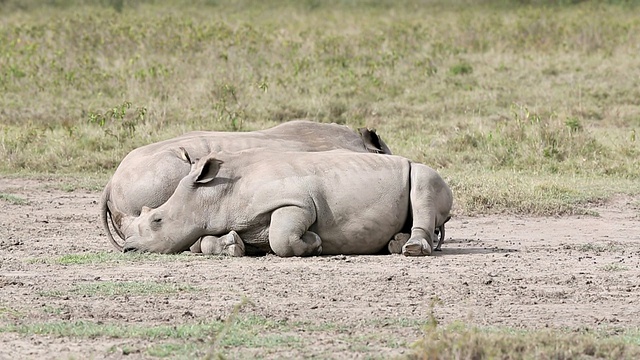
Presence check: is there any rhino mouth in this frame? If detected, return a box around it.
[121,235,141,253]
[122,245,138,253]
[122,233,201,254]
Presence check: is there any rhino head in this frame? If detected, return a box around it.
[122,155,225,254]
[102,147,197,252]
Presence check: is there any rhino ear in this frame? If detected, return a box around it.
[194,156,224,184]
[358,128,393,155]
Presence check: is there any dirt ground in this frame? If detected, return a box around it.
[1,177,639,359]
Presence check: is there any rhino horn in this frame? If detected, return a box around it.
[101,184,124,252]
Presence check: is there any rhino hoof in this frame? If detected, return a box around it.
[190,239,202,253]
[402,238,432,257]
[199,231,245,256]
[226,244,245,257]
[388,233,410,254]
[223,231,245,257]
[200,236,220,255]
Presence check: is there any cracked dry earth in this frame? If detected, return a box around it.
[0,177,639,359]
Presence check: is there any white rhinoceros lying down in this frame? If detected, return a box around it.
[101,120,392,252]
[121,149,452,257]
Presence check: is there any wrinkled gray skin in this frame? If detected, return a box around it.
[101,120,392,251]
[122,150,453,257]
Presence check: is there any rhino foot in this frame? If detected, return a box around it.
[388,233,410,254]
[402,237,432,257]
[199,231,245,257]
[222,231,245,257]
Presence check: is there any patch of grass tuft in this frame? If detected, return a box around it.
[38,281,197,297]
[29,251,214,265]
[601,263,629,272]
[1,320,221,340]
[449,61,473,76]
[571,242,624,253]
[0,306,22,319]
[0,193,29,205]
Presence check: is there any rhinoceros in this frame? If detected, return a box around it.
[121,149,452,257]
[101,120,392,251]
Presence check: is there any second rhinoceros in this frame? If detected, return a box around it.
[122,149,452,257]
[101,120,391,251]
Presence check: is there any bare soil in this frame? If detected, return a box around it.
[1,177,639,359]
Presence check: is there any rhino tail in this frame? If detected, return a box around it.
[100,182,124,252]
[434,215,451,251]
[358,127,393,155]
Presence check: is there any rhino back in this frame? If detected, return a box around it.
[258,120,369,153]
[109,121,371,216]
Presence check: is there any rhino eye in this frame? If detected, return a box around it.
[149,218,162,230]
[151,218,162,227]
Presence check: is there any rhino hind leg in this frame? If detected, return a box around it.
[193,231,246,257]
[269,206,322,257]
[401,163,450,257]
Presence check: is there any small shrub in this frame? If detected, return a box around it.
[449,62,473,76]
[565,117,583,132]
[87,101,147,143]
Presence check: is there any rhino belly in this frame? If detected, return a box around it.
[312,183,410,255]
[236,224,271,255]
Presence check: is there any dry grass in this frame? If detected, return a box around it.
[411,321,640,360]
[1,0,639,214]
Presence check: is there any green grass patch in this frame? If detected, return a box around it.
[601,263,629,272]
[449,61,473,76]
[29,251,222,265]
[38,281,197,297]
[50,251,172,265]
[0,306,22,319]
[1,314,302,358]
[567,242,625,253]
[144,343,202,358]
[0,193,28,205]
[1,320,221,340]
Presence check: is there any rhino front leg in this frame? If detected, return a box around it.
[190,231,245,256]
[269,206,321,257]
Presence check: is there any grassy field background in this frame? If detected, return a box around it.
[1,1,640,358]
[1,0,639,215]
